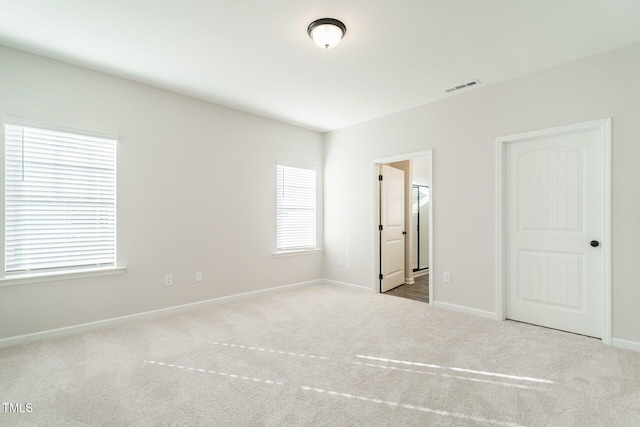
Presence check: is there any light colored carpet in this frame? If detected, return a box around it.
[1,284,639,426]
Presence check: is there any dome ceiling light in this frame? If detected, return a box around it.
[307,18,347,49]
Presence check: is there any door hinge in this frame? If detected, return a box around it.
[378,174,383,181]
[379,273,383,280]
[402,231,407,235]
[379,225,383,231]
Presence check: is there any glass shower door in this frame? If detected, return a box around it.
[412,185,429,272]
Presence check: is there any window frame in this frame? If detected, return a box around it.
[274,163,320,256]
[0,118,125,286]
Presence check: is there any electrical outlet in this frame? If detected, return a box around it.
[444,272,451,283]
[164,274,173,287]
[196,271,203,282]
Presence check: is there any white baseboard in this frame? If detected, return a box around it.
[0,279,321,349]
[432,300,498,320]
[611,338,640,353]
[321,279,372,292]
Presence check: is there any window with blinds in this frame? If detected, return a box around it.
[4,123,117,274]
[276,164,317,251]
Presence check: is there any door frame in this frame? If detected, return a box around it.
[494,118,612,344]
[372,150,433,304]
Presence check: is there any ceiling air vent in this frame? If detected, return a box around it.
[445,79,481,93]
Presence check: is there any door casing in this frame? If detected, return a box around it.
[495,118,612,344]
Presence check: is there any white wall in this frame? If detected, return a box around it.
[412,156,430,186]
[324,42,640,344]
[0,45,324,339]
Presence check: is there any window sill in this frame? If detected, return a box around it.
[0,266,127,287]
[272,249,322,257]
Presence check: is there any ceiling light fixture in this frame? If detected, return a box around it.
[307,18,346,49]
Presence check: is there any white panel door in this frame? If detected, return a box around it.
[380,165,405,292]
[506,127,603,337]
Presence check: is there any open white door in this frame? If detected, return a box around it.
[380,164,405,292]
[504,122,607,338]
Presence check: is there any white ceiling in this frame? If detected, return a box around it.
[1,1,639,132]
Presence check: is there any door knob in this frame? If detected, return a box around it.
[590,240,600,247]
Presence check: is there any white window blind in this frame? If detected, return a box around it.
[276,165,316,251]
[4,123,116,274]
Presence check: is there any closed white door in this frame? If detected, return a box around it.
[380,165,405,292]
[505,126,604,338]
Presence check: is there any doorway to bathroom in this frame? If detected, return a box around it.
[373,150,433,304]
